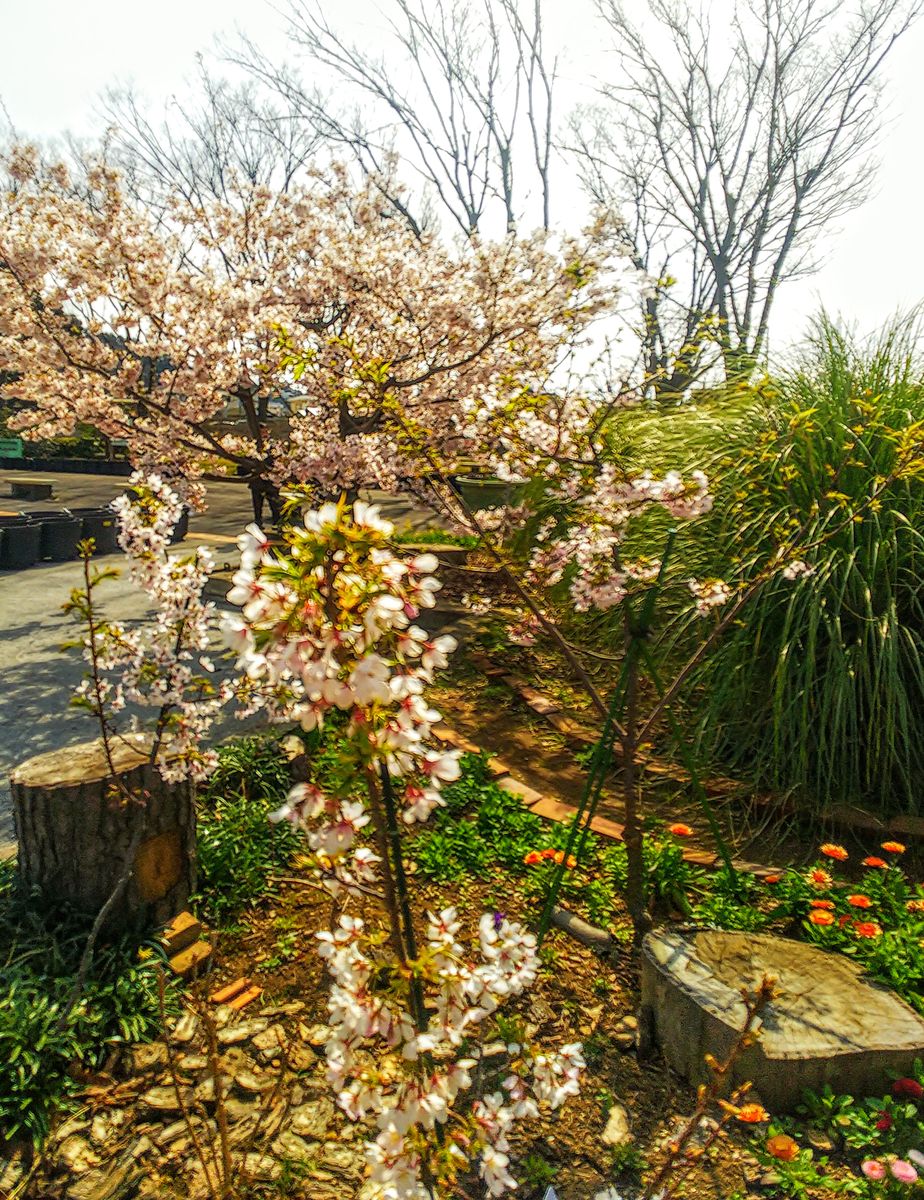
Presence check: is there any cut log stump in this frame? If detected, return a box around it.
[10,734,196,933]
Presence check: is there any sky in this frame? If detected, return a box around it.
[2,0,923,359]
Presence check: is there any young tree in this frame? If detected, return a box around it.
[571,0,922,392]
[232,0,558,238]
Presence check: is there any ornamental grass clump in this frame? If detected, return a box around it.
[690,315,924,815]
[222,498,588,1199]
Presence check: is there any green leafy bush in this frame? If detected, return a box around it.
[196,735,302,918]
[691,316,924,815]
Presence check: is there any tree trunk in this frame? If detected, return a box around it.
[10,733,196,934]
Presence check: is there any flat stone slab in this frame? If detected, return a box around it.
[641,928,924,1111]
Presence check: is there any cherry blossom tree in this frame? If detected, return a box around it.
[0,143,626,520]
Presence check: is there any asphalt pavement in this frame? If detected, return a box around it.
[0,471,439,859]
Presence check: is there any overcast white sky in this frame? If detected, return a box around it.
[2,0,923,359]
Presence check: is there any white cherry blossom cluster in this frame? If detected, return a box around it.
[322,908,585,1199]
[73,472,226,783]
[221,499,461,890]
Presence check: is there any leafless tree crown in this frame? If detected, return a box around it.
[571,0,921,390]
[231,0,557,237]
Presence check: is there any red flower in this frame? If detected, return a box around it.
[764,874,782,885]
[854,921,882,938]
[668,823,693,837]
[876,1112,894,1131]
[523,851,542,866]
[807,868,833,889]
[809,910,835,926]
[820,843,848,861]
[893,1078,924,1100]
[882,841,906,855]
[847,894,872,909]
[863,856,888,869]
[838,915,854,928]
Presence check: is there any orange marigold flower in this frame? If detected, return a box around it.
[854,921,883,938]
[882,841,906,855]
[863,856,888,869]
[809,910,835,926]
[764,874,782,884]
[807,868,833,889]
[766,1134,800,1162]
[736,1103,770,1124]
[820,843,848,861]
[907,899,924,913]
[810,899,835,910]
[838,915,854,928]
[540,847,557,860]
[523,851,542,866]
[848,894,872,909]
[668,823,693,837]
[552,850,578,869]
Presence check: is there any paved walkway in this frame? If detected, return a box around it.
[0,472,439,858]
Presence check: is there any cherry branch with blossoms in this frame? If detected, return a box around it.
[221,498,587,1199]
[65,471,228,785]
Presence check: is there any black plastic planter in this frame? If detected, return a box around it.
[0,516,41,570]
[67,508,119,555]
[38,513,83,561]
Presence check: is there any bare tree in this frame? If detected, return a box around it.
[99,56,323,208]
[571,0,921,392]
[231,0,557,237]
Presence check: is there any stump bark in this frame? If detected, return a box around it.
[10,734,196,933]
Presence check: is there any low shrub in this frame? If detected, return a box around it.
[196,734,302,919]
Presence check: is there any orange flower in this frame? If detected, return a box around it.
[668,823,693,837]
[810,899,835,910]
[807,868,833,889]
[854,921,882,938]
[809,910,835,926]
[766,1134,800,1162]
[882,841,906,855]
[735,1103,770,1124]
[838,915,854,928]
[764,874,782,884]
[523,851,542,866]
[907,899,924,913]
[863,856,888,869]
[552,850,578,869]
[540,847,557,860]
[820,843,848,861]
[847,894,872,908]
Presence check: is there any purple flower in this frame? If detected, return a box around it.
[493,912,505,931]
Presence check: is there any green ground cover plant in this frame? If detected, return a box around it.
[0,859,180,1145]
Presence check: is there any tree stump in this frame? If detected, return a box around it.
[10,734,197,933]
